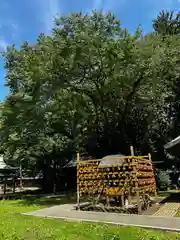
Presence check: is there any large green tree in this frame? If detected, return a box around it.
[1,10,180,191]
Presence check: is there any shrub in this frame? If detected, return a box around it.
[156,169,171,191]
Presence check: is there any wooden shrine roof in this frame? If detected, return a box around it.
[164,135,180,157]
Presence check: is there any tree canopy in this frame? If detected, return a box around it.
[153,10,180,36]
[0,10,180,191]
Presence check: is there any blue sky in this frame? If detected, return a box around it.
[0,0,179,101]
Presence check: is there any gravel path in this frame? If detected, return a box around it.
[23,203,180,232]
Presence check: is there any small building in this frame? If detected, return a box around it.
[0,156,18,194]
[0,156,18,178]
[164,136,180,157]
[164,136,180,186]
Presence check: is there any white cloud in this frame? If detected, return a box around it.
[0,1,19,47]
[0,21,19,47]
[92,0,125,12]
[0,38,8,51]
[10,23,19,39]
[104,0,125,12]
[38,0,61,34]
[11,23,18,31]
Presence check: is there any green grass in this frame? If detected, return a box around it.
[0,197,179,240]
[176,210,180,217]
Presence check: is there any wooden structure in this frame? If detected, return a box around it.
[164,135,180,157]
[0,156,18,196]
[76,147,156,213]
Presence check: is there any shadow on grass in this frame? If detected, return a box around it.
[161,192,180,203]
[157,191,171,198]
[4,189,77,207]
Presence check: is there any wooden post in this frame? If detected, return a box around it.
[128,185,132,204]
[13,177,16,194]
[121,193,124,207]
[3,177,7,199]
[132,148,141,214]
[128,146,134,205]
[148,153,151,162]
[148,153,157,196]
[136,179,141,213]
[77,152,80,210]
[130,145,134,156]
[106,196,110,207]
[19,164,23,189]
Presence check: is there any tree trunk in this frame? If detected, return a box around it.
[3,178,7,199]
[19,164,23,189]
[13,177,16,193]
[53,160,57,195]
[42,159,53,193]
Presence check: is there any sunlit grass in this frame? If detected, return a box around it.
[0,199,179,239]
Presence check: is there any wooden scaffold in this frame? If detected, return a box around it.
[76,146,157,214]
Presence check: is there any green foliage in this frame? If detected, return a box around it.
[0,10,180,191]
[153,10,180,36]
[156,170,171,190]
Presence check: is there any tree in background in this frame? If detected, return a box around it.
[153,10,180,36]
[0,10,180,192]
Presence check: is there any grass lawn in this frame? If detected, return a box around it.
[176,210,180,217]
[0,197,180,240]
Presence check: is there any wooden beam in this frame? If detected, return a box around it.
[77,152,80,210]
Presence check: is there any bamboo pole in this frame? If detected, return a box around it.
[148,153,151,162]
[131,146,141,213]
[130,145,134,156]
[148,153,157,196]
[128,146,135,205]
[77,152,80,210]
[78,156,149,165]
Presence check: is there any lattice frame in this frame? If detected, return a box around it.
[76,151,156,212]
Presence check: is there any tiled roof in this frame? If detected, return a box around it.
[0,156,18,170]
[100,154,125,166]
[164,136,180,149]
[63,153,124,168]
